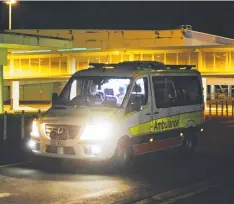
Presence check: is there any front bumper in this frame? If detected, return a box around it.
[28,138,116,161]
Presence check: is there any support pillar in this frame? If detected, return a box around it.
[202,78,207,109]
[198,51,203,72]
[68,57,76,74]
[0,66,3,113]
[9,59,14,75]
[228,85,232,99]
[211,85,215,100]
[0,48,7,113]
[10,81,19,110]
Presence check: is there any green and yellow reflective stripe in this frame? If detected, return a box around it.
[129,120,152,135]
[128,111,203,136]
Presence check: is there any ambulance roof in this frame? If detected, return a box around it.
[72,61,200,78]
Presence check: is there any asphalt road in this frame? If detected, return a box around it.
[0,119,234,204]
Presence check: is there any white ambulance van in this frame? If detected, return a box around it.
[28,61,204,169]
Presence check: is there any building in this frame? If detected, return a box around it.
[0,31,72,112]
[4,25,234,109]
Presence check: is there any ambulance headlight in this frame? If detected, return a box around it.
[30,120,39,138]
[80,121,112,140]
[27,140,36,149]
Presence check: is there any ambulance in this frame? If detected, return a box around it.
[28,61,204,169]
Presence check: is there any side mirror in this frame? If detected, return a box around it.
[52,92,59,106]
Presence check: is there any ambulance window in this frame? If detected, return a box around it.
[133,77,148,106]
[152,77,177,108]
[173,76,202,105]
[69,79,83,101]
[126,77,148,113]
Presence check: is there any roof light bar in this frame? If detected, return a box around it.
[88,61,197,71]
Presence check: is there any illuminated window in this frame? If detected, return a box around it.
[30,58,39,73]
[60,57,67,73]
[190,52,198,68]
[123,55,130,62]
[134,54,141,61]
[40,58,49,74]
[166,53,176,65]
[231,52,234,70]
[21,59,29,75]
[100,56,109,63]
[178,53,189,65]
[154,54,164,63]
[215,52,226,71]
[14,59,20,70]
[111,55,121,64]
[79,62,89,70]
[88,56,99,64]
[204,52,214,70]
[51,58,59,74]
[142,54,152,61]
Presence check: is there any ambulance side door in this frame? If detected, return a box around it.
[125,75,152,138]
[150,74,181,150]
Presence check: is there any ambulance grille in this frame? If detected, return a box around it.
[45,124,81,140]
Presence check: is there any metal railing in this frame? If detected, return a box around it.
[207,99,234,120]
[2,109,41,142]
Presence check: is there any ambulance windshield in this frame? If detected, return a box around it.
[59,76,132,108]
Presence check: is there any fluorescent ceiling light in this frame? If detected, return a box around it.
[11,50,51,54]
[57,48,101,52]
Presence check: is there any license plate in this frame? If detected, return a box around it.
[56,140,65,146]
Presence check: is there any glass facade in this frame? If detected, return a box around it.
[178,53,189,65]
[190,52,198,68]
[50,57,59,74]
[166,53,177,65]
[231,52,234,71]
[6,49,234,78]
[40,58,49,74]
[30,58,39,74]
[203,52,214,71]
[154,53,164,63]
[215,52,226,71]
[60,57,67,74]
[142,54,153,61]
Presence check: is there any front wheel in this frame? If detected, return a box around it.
[110,138,135,172]
[179,133,198,155]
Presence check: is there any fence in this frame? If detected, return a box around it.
[206,99,234,120]
[0,110,41,158]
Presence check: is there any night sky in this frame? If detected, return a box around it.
[0,1,234,38]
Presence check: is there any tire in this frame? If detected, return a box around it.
[110,137,135,173]
[179,131,198,155]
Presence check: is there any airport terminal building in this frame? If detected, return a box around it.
[4,26,234,109]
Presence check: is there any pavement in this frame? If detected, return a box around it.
[0,118,233,203]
